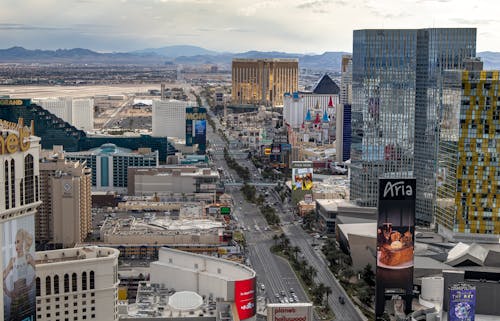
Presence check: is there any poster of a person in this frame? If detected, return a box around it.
[2,217,36,321]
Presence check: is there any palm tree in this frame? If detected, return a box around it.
[272,234,279,246]
[292,246,301,260]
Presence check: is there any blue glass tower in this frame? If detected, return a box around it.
[350,28,476,224]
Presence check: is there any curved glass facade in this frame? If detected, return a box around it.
[351,28,476,225]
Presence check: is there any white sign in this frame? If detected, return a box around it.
[267,303,313,321]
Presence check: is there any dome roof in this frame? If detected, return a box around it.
[168,291,203,311]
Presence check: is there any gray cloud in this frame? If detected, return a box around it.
[0,23,71,31]
[450,18,497,25]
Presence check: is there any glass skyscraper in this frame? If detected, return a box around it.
[350,28,476,224]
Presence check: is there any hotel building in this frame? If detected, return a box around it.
[38,146,92,248]
[0,117,41,320]
[152,99,191,139]
[232,58,298,107]
[350,28,476,225]
[435,65,500,243]
[64,144,158,193]
[33,97,94,131]
[35,246,120,321]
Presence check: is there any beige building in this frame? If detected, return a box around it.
[232,58,298,107]
[35,246,120,321]
[38,146,92,248]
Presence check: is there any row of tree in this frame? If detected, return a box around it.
[224,148,250,181]
[272,234,332,309]
[321,239,375,306]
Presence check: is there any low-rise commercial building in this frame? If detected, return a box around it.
[127,166,219,195]
[315,199,376,235]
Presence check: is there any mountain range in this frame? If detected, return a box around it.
[0,45,499,71]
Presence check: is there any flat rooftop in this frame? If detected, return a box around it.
[35,246,119,265]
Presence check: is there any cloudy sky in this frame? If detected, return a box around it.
[0,0,498,53]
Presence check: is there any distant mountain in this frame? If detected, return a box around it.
[2,46,500,72]
[171,50,350,71]
[0,46,164,64]
[131,45,218,57]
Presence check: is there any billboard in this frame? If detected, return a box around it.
[375,178,416,320]
[2,215,36,321]
[449,284,476,321]
[194,119,207,144]
[234,278,256,320]
[291,162,313,205]
[185,107,207,154]
[267,303,313,321]
[292,167,313,191]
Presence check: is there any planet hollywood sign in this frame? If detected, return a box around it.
[268,304,313,321]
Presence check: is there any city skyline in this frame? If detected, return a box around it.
[0,0,499,53]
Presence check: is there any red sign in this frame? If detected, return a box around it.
[234,278,256,320]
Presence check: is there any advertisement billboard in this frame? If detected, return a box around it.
[292,168,313,191]
[267,303,313,321]
[194,119,207,145]
[2,215,36,321]
[234,278,256,320]
[185,107,207,154]
[375,178,416,320]
[449,284,476,321]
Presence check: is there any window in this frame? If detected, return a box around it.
[89,271,95,290]
[64,274,70,293]
[36,277,41,296]
[82,272,87,291]
[54,275,60,294]
[4,160,9,209]
[10,159,15,208]
[72,273,77,292]
[24,154,34,204]
[46,276,52,295]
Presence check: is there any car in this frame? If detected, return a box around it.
[275,294,280,299]
[289,288,294,293]
[338,296,345,305]
[280,290,286,296]
[261,284,265,291]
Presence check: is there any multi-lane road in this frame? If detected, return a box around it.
[206,101,366,321]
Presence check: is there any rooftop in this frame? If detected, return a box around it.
[35,246,119,265]
[122,283,221,319]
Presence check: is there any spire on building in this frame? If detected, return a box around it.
[328,96,334,108]
[305,109,312,122]
[322,110,329,123]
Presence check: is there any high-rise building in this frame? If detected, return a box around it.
[336,104,351,163]
[152,99,190,138]
[340,54,352,106]
[337,55,353,163]
[35,246,119,321]
[350,29,476,223]
[414,28,477,225]
[435,66,500,243]
[64,144,158,193]
[0,118,41,321]
[33,97,94,131]
[38,146,92,248]
[232,58,298,107]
